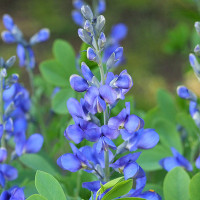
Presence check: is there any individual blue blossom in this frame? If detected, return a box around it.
[110,152,141,180]
[0,164,18,188]
[1,14,50,69]
[177,86,197,101]
[159,147,193,172]
[14,132,43,157]
[0,186,25,200]
[195,155,200,169]
[108,102,144,140]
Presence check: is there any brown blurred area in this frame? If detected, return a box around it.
[0,0,199,109]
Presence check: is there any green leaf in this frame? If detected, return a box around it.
[79,42,98,69]
[99,177,124,193]
[189,172,200,200]
[20,154,58,176]
[157,89,176,122]
[26,194,47,200]
[137,145,171,171]
[153,118,182,153]
[53,39,76,71]
[35,170,66,200]
[39,60,68,87]
[163,167,190,200]
[101,179,133,200]
[51,88,75,114]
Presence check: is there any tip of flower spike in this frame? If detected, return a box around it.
[2,14,15,31]
[177,85,197,101]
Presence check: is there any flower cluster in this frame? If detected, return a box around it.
[58,4,160,199]
[0,56,43,197]
[72,0,127,69]
[1,14,50,69]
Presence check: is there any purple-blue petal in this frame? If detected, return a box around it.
[0,172,5,188]
[82,181,101,192]
[65,124,84,144]
[124,162,139,180]
[196,155,200,169]
[70,74,89,92]
[27,47,35,68]
[0,164,18,180]
[124,115,140,133]
[16,44,26,67]
[114,47,123,61]
[111,23,128,42]
[81,62,94,81]
[0,148,7,163]
[67,98,83,118]
[24,134,43,154]
[137,129,159,149]
[99,85,117,104]
[3,14,15,31]
[87,47,97,61]
[1,31,16,43]
[72,10,84,26]
[101,125,119,139]
[85,127,101,142]
[159,157,180,171]
[57,153,81,172]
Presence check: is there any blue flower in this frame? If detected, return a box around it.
[195,155,200,169]
[108,102,144,140]
[159,147,193,172]
[0,186,25,200]
[2,14,49,69]
[0,164,18,187]
[14,132,43,156]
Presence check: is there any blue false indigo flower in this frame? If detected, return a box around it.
[108,102,144,140]
[196,155,200,169]
[159,147,193,172]
[70,74,89,92]
[0,164,18,187]
[87,47,98,62]
[72,10,84,26]
[81,62,94,81]
[57,143,92,172]
[0,148,7,163]
[78,28,92,45]
[195,22,200,35]
[97,0,106,14]
[81,5,94,21]
[111,23,128,42]
[2,14,49,69]
[194,44,200,56]
[110,152,141,180]
[189,53,200,79]
[177,86,197,101]
[15,132,43,156]
[135,190,162,200]
[0,186,25,200]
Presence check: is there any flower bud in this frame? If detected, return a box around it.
[177,86,197,101]
[70,74,89,92]
[1,31,16,43]
[81,5,93,21]
[78,28,92,45]
[87,47,97,62]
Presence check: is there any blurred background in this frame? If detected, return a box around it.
[0,0,200,110]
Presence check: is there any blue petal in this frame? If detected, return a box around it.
[111,23,128,42]
[196,155,200,169]
[10,186,25,200]
[24,134,43,154]
[16,44,26,67]
[96,137,103,153]
[87,47,97,61]
[0,164,18,180]
[84,86,99,105]
[70,74,89,92]
[114,71,133,89]
[85,127,101,142]
[3,84,16,101]
[3,14,15,31]
[13,117,27,133]
[81,62,94,81]
[189,101,198,117]
[106,72,115,85]
[0,148,7,163]
[159,157,180,171]
[137,129,159,149]
[124,115,140,133]
[65,124,85,143]
[73,0,84,10]
[137,190,162,200]
[96,96,106,113]
[4,118,13,133]
[67,98,83,118]
[0,125,3,140]
[114,47,123,61]
[57,154,81,172]
[101,125,119,139]
[0,172,5,188]
[82,181,101,192]
[97,0,106,14]
[1,31,16,43]
[124,162,139,180]
[177,86,196,101]
[30,28,50,44]
[99,85,117,104]
[103,136,117,150]
[14,132,26,156]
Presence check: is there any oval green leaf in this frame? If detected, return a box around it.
[35,171,66,200]
[189,172,200,200]
[163,167,190,200]
[26,194,47,200]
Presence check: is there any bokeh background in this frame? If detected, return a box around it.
[0,0,200,110]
